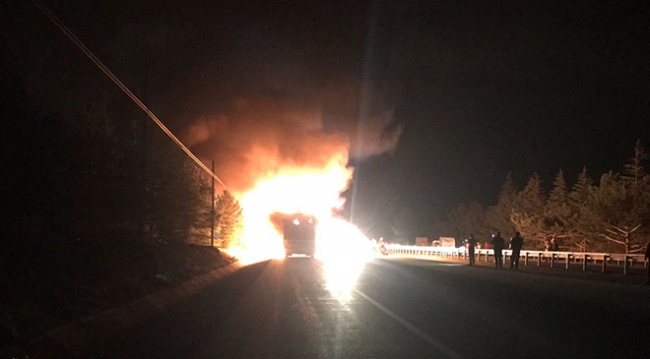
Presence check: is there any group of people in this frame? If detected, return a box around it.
[464,235,650,285]
[466,231,524,270]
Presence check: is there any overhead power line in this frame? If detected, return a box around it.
[27,0,227,188]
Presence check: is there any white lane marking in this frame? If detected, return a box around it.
[354,289,464,359]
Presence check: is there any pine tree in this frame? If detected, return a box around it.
[548,170,568,207]
[519,173,546,209]
[447,202,488,242]
[499,171,517,202]
[582,172,650,253]
[485,172,517,235]
[215,190,244,248]
[623,139,648,185]
[542,170,575,248]
[510,173,546,246]
[546,170,570,223]
[569,167,593,206]
[566,167,596,250]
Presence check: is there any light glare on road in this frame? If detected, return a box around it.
[316,218,374,302]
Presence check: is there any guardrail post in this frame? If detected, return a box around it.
[623,255,628,275]
[565,254,570,269]
[583,254,588,271]
[537,253,541,267]
[524,252,529,266]
[602,255,607,273]
[550,254,555,268]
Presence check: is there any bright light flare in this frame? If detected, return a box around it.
[228,150,373,299]
[317,217,374,301]
[233,154,351,263]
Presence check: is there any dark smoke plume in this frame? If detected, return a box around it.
[184,86,401,192]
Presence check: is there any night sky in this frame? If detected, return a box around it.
[2,0,649,238]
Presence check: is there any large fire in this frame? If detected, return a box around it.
[183,94,398,289]
[225,146,374,302]
[230,149,373,266]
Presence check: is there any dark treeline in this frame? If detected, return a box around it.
[436,142,650,253]
[0,71,241,266]
[0,73,206,342]
[0,70,243,345]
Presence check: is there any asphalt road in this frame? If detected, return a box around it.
[99,257,650,359]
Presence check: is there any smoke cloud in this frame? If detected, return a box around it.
[184,85,401,192]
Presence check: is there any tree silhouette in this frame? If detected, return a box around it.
[623,139,648,185]
[582,172,650,253]
[447,202,488,243]
[214,190,243,248]
[485,172,517,236]
[567,167,594,251]
[511,173,546,247]
[542,170,574,249]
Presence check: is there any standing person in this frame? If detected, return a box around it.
[509,232,524,270]
[467,234,477,266]
[491,232,505,269]
[643,242,650,285]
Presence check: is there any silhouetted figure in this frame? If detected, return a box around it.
[378,237,388,256]
[491,232,505,269]
[643,242,650,285]
[509,232,524,270]
[467,234,477,266]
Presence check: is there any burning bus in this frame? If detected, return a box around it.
[278,213,317,258]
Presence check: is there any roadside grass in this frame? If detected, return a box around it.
[0,240,232,346]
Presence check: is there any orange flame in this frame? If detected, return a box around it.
[229,149,374,301]
[231,149,359,264]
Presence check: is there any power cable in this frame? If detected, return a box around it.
[27,0,228,188]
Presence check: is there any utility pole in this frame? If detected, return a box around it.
[211,160,215,247]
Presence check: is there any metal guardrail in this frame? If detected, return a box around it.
[385,245,648,275]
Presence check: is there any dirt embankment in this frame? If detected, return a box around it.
[0,242,233,347]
